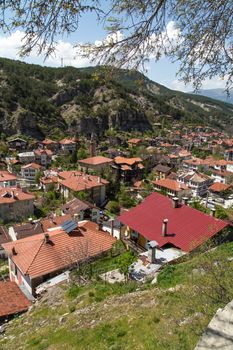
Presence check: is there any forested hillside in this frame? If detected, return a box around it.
[0,58,232,139]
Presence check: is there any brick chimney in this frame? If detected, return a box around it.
[162,219,168,237]
[44,232,50,243]
[172,197,179,208]
[12,247,17,255]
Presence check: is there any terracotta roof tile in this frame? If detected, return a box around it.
[154,178,189,192]
[127,138,142,144]
[41,214,72,231]
[79,156,113,165]
[114,156,142,166]
[59,171,108,192]
[3,221,115,278]
[41,139,57,145]
[0,226,11,246]
[209,182,231,193]
[0,171,17,182]
[0,187,34,204]
[34,149,53,156]
[21,163,42,170]
[59,138,76,145]
[0,281,31,317]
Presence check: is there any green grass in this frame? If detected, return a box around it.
[66,280,139,304]
[72,248,128,280]
[1,241,233,350]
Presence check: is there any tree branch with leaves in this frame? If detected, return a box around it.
[0,0,232,91]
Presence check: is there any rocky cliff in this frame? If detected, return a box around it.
[0,58,232,139]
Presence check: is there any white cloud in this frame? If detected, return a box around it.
[169,79,189,92]
[0,30,25,59]
[0,30,92,68]
[147,21,180,59]
[45,40,91,67]
[170,76,228,92]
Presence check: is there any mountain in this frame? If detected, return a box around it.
[190,88,233,105]
[0,57,233,140]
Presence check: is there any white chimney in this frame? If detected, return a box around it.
[210,208,216,217]
[73,213,79,223]
[182,197,189,205]
[162,219,168,237]
[148,241,158,263]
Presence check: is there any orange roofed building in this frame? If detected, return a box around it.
[153,178,191,200]
[3,220,115,296]
[59,138,77,155]
[0,171,17,187]
[21,163,42,181]
[58,170,109,205]
[78,156,113,173]
[0,187,34,223]
[113,156,144,183]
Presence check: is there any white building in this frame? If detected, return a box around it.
[178,171,213,197]
[21,163,42,182]
[18,152,35,164]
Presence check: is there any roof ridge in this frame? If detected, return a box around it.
[25,239,45,274]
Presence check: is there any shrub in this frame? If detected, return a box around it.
[108,200,120,214]
[67,284,80,299]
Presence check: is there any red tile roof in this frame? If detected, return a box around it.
[79,156,113,165]
[41,214,72,231]
[121,164,132,171]
[184,158,204,166]
[114,156,142,166]
[127,138,142,144]
[133,180,143,189]
[0,171,17,182]
[154,179,189,192]
[209,182,231,193]
[160,143,173,147]
[41,139,57,145]
[40,176,58,184]
[21,163,42,170]
[0,187,34,204]
[118,193,228,252]
[0,281,31,317]
[34,149,53,156]
[59,138,76,145]
[59,171,108,192]
[0,226,11,246]
[3,221,115,278]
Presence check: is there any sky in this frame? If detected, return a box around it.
[0,9,227,93]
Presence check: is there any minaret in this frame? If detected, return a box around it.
[89,133,96,157]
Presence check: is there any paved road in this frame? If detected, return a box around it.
[195,300,233,349]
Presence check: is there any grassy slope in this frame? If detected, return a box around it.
[1,242,233,350]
